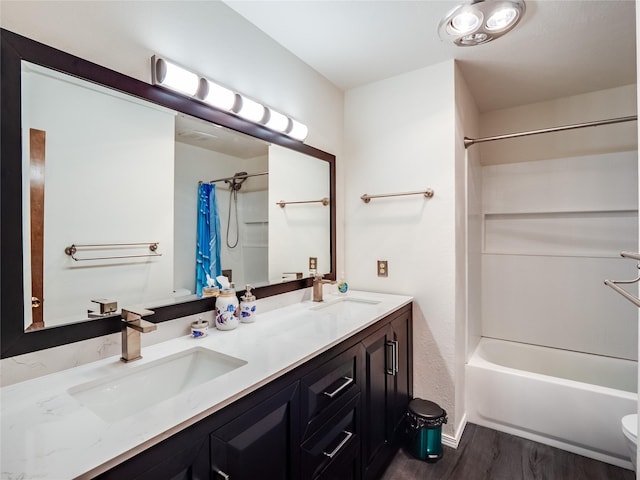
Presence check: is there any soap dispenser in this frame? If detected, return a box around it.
[240,284,257,323]
[337,272,349,294]
[214,276,239,330]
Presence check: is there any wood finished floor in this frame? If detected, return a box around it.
[381,423,635,480]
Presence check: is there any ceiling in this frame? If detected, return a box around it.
[175,113,268,158]
[224,0,637,112]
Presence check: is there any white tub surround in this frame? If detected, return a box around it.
[467,337,638,469]
[1,291,411,480]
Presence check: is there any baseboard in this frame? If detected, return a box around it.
[442,412,467,449]
[470,416,634,471]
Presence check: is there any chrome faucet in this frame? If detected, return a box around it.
[313,275,336,302]
[120,307,157,362]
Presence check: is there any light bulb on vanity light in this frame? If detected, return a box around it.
[265,108,291,132]
[152,56,199,96]
[200,79,237,111]
[237,95,266,123]
[287,118,309,141]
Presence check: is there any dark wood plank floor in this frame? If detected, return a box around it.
[381,423,635,480]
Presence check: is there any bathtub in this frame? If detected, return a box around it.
[466,337,638,469]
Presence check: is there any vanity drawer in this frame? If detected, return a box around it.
[301,394,360,480]
[301,343,363,438]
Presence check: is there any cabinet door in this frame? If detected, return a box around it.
[362,309,413,480]
[96,437,209,480]
[210,381,300,480]
[389,312,411,439]
[362,324,393,479]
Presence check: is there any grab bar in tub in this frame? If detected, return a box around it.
[604,280,640,308]
[604,251,640,308]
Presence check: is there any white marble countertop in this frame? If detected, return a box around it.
[1,291,412,480]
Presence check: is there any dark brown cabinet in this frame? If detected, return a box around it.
[210,381,300,480]
[362,309,412,480]
[96,429,210,480]
[99,303,412,480]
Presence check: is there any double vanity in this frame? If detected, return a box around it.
[1,29,411,480]
[1,291,413,480]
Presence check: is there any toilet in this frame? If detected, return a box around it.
[621,414,637,470]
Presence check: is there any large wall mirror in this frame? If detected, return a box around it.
[1,29,336,358]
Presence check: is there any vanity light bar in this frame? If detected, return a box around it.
[151,55,308,141]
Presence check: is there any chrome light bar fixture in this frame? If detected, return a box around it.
[151,55,308,141]
[438,0,525,46]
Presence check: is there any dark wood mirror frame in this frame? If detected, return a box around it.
[1,28,336,358]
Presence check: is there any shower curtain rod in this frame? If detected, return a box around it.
[464,115,637,148]
[205,171,269,184]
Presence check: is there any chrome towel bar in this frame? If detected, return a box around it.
[64,242,161,261]
[361,188,434,204]
[276,197,329,208]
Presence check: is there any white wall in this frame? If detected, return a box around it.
[268,144,331,281]
[636,1,640,471]
[22,64,175,328]
[454,63,480,440]
[239,190,269,287]
[481,152,638,360]
[457,65,482,362]
[344,60,460,438]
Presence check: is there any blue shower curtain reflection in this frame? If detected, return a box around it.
[196,183,222,296]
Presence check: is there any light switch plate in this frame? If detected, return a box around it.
[377,260,388,277]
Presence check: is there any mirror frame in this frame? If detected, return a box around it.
[1,28,336,358]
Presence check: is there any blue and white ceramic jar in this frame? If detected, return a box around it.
[215,289,239,330]
[240,285,257,323]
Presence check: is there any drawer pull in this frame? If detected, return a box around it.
[323,376,354,398]
[214,469,230,480]
[322,430,353,459]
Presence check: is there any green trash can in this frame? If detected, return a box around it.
[406,398,448,462]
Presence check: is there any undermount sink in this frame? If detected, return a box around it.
[68,347,247,422]
[311,296,381,315]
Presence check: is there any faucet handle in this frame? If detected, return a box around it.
[121,307,155,322]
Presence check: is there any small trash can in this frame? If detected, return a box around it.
[406,398,448,462]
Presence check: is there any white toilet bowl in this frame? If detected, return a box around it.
[621,414,637,471]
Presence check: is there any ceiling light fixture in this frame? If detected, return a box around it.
[151,55,308,141]
[438,0,525,47]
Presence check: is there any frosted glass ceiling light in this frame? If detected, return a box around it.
[438,0,525,46]
[201,80,237,111]
[152,56,199,96]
